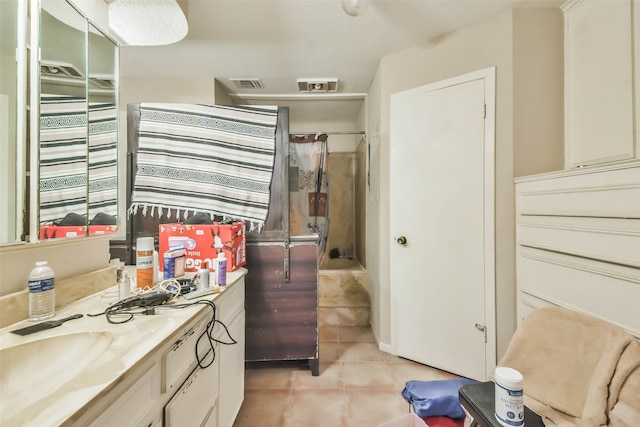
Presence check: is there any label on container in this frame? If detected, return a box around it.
[29,277,55,293]
[216,259,227,287]
[495,382,524,427]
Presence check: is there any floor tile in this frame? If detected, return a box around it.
[286,389,348,427]
[346,387,410,427]
[234,325,457,427]
[342,361,395,388]
[319,325,339,342]
[291,362,343,389]
[320,342,341,362]
[340,341,386,361]
[244,363,294,389]
[233,389,290,427]
[388,358,444,388]
[338,325,376,342]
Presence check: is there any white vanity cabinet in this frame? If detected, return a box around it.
[68,271,247,427]
[563,0,638,168]
[166,280,246,427]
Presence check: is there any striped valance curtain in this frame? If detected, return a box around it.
[130,103,279,230]
[39,94,87,224]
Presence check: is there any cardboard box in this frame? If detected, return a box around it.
[40,225,87,240]
[89,225,118,235]
[159,222,246,272]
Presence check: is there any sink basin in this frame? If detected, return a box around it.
[0,331,113,422]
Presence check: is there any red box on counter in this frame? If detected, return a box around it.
[40,225,87,240]
[89,225,118,235]
[159,222,246,272]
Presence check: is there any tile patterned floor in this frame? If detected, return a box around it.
[232,325,460,427]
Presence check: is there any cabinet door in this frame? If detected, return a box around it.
[164,360,218,427]
[218,310,245,427]
[564,0,635,167]
[89,364,161,427]
[202,399,219,427]
[163,314,209,394]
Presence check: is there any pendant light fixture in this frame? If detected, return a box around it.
[341,0,368,17]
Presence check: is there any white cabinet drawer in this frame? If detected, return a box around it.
[89,363,161,427]
[164,359,219,427]
[163,314,210,394]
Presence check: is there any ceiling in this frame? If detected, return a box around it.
[119,0,563,124]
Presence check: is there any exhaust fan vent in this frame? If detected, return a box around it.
[89,75,115,90]
[40,61,83,79]
[229,78,264,89]
[297,78,338,93]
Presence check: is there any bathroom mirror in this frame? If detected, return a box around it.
[0,0,27,245]
[37,0,118,240]
[87,24,118,236]
[38,0,89,240]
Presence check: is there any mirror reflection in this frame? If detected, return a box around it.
[87,24,118,236]
[38,0,88,240]
[0,0,26,245]
[37,0,118,240]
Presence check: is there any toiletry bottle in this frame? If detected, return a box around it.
[118,270,131,301]
[28,261,55,321]
[216,252,227,288]
[153,248,159,283]
[136,237,155,289]
[196,261,210,290]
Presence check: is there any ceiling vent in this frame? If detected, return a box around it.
[297,78,338,93]
[40,61,84,80]
[89,75,116,90]
[229,78,264,89]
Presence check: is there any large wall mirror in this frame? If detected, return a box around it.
[0,0,27,245]
[36,0,119,241]
[0,0,118,246]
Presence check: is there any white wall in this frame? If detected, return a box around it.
[366,8,563,360]
[0,237,111,295]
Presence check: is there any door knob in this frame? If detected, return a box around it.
[396,236,407,245]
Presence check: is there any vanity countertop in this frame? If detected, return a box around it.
[0,268,248,427]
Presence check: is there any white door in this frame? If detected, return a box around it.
[390,68,496,381]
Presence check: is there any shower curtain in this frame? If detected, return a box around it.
[289,133,329,259]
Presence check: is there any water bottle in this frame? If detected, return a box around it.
[28,261,55,321]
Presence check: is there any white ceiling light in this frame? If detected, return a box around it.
[341,0,368,17]
[107,0,188,46]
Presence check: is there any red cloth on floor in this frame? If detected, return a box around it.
[421,416,464,427]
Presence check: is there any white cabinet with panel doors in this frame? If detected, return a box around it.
[563,0,639,168]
